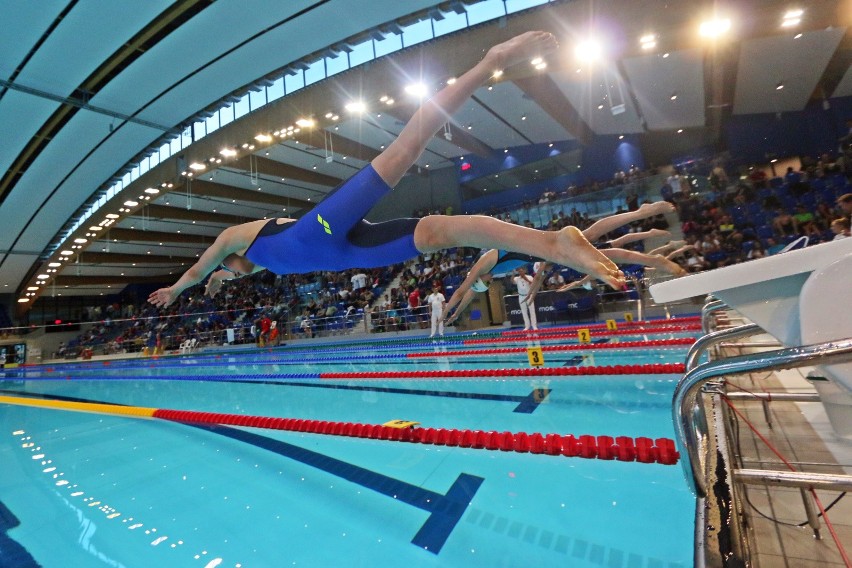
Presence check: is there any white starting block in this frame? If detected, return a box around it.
[651,237,852,437]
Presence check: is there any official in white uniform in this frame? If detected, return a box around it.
[513,266,537,330]
[426,284,446,338]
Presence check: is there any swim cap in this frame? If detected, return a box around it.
[471,277,490,293]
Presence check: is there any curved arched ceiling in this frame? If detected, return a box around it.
[1,0,850,309]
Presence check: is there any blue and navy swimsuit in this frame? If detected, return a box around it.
[244,165,420,274]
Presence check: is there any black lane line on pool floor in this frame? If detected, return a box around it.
[220,380,551,414]
[0,388,483,555]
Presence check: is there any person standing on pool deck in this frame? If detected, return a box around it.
[147,32,623,309]
[426,283,446,338]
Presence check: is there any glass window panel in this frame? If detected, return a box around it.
[267,77,285,102]
[181,127,192,148]
[433,10,467,37]
[249,88,266,110]
[205,112,220,133]
[304,59,325,86]
[139,158,149,175]
[160,143,170,161]
[122,173,131,186]
[325,53,348,77]
[374,33,402,58]
[193,120,206,141]
[348,40,374,67]
[465,0,506,25]
[170,137,181,155]
[233,94,250,119]
[98,196,106,207]
[285,71,304,94]
[107,186,116,199]
[130,165,139,181]
[149,152,159,167]
[506,0,549,14]
[402,19,433,47]
[220,104,234,126]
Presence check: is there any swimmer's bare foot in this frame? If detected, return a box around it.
[648,254,688,276]
[553,226,625,289]
[638,201,676,217]
[484,31,558,71]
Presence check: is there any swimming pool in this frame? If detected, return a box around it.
[1,319,698,567]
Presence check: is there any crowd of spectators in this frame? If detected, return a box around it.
[665,152,851,273]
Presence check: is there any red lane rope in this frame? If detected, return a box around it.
[463,325,701,345]
[500,316,701,336]
[723,396,851,566]
[151,408,679,465]
[318,363,685,379]
[407,338,696,358]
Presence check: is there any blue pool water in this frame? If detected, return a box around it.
[1,329,696,567]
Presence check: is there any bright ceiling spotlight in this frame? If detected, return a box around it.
[254,133,273,142]
[783,9,803,19]
[74,238,87,244]
[530,57,543,66]
[48,262,61,267]
[123,201,138,207]
[345,101,366,113]
[404,83,428,98]
[295,118,315,128]
[446,77,457,85]
[640,34,656,50]
[144,188,159,195]
[189,162,206,171]
[574,39,602,62]
[219,148,237,157]
[699,18,731,38]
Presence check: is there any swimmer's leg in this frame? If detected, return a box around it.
[581,202,676,242]
[372,31,557,187]
[413,215,624,289]
[601,248,687,277]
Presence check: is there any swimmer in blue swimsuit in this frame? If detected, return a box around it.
[148,32,624,308]
[443,202,685,323]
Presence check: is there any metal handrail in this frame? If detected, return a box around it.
[685,323,763,372]
[673,337,852,496]
[700,299,728,333]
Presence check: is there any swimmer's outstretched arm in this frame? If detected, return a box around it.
[556,275,592,292]
[147,226,250,307]
[523,263,549,304]
[443,250,497,324]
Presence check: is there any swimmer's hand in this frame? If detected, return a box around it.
[205,270,228,298]
[148,287,177,308]
[444,310,460,325]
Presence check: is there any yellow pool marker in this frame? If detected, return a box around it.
[606,319,618,331]
[382,419,420,429]
[577,328,591,343]
[526,347,544,366]
[0,395,157,418]
[624,313,634,322]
